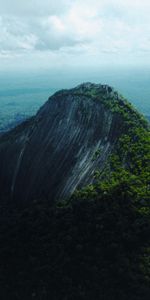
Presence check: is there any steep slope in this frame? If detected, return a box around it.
[0,83,150,299]
[0,83,129,203]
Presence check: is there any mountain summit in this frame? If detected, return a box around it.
[0,83,148,203]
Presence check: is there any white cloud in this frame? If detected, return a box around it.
[0,0,150,70]
[0,0,71,16]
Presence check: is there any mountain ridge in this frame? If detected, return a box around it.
[0,83,150,299]
[0,82,135,203]
[0,82,149,204]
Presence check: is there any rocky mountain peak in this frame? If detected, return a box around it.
[0,83,147,203]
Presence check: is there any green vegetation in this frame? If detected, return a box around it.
[0,169,149,299]
[0,84,149,299]
[70,88,150,299]
[0,128,149,299]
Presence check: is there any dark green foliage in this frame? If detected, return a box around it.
[0,84,150,299]
[0,182,150,299]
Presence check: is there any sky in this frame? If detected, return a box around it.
[0,0,150,71]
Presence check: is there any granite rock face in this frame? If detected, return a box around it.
[0,83,123,203]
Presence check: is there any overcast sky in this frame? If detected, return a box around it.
[0,0,150,71]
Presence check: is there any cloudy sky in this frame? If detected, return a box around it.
[0,0,150,71]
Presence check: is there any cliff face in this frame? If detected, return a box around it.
[0,83,149,299]
[0,83,127,203]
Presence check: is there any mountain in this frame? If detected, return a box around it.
[0,82,148,204]
[0,83,150,299]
